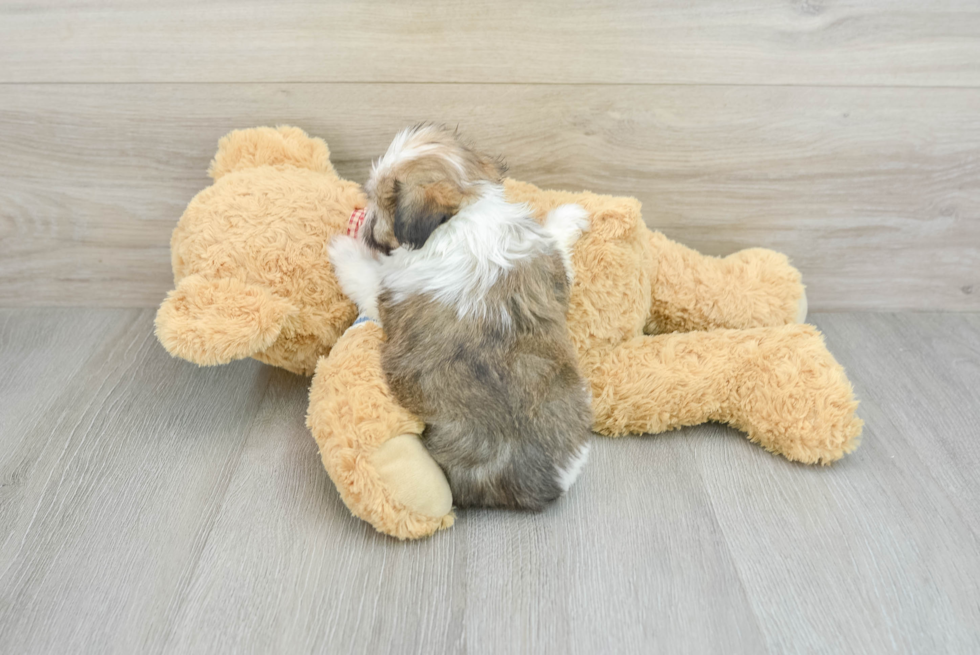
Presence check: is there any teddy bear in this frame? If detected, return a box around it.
[156,126,862,540]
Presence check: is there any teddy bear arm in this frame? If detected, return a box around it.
[587,325,861,464]
[647,232,807,333]
[306,321,454,540]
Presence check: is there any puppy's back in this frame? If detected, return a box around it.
[380,250,592,511]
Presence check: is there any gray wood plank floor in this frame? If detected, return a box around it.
[1,309,978,654]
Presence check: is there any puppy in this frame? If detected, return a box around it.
[329,125,592,511]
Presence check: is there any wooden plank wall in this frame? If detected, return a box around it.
[1,1,978,310]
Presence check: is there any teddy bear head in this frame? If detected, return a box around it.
[155,127,366,375]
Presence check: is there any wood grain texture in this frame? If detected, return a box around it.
[2,1,979,86]
[2,83,978,310]
[0,309,275,653]
[1,309,979,653]
[692,312,980,654]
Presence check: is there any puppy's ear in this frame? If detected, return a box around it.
[394,180,462,249]
[481,155,507,183]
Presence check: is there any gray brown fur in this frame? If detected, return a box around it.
[363,124,593,510]
[379,251,592,510]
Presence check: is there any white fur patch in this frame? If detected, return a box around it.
[543,203,590,283]
[326,235,383,322]
[556,441,591,492]
[370,125,465,184]
[379,184,556,323]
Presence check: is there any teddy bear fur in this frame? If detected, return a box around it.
[157,126,862,540]
[157,126,363,375]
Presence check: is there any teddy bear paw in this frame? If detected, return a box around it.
[370,434,453,518]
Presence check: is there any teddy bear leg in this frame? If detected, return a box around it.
[587,325,861,464]
[307,321,453,540]
[647,232,807,332]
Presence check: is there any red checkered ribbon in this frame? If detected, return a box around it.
[347,208,367,238]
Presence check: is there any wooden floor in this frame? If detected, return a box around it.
[2,1,979,652]
[0,308,977,654]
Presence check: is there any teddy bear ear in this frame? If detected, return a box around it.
[207,126,339,181]
[155,275,297,366]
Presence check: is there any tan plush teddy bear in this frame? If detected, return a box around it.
[157,126,862,540]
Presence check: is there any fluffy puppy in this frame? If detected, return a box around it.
[329,125,592,511]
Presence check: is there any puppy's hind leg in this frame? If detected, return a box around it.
[327,235,383,322]
[543,204,590,283]
[556,441,591,493]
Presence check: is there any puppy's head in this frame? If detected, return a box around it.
[362,124,506,254]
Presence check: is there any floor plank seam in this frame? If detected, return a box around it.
[682,436,774,655]
[154,369,275,654]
